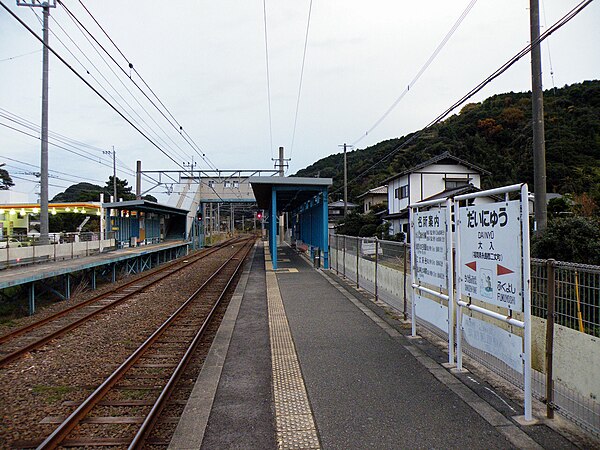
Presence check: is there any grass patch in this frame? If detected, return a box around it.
[119,389,147,400]
[32,385,76,403]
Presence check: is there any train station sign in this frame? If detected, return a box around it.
[458,200,523,312]
[413,209,447,288]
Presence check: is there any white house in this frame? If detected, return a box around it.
[383,152,490,236]
[356,185,388,213]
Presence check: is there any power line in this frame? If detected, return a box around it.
[10,173,70,189]
[55,5,193,164]
[31,7,192,166]
[0,120,125,173]
[2,156,105,183]
[333,0,594,196]
[0,48,40,62]
[63,0,219,171]
[262,0,274,160]
[0,1,187,171]
[289,0,313,158]
[351,0,478,147]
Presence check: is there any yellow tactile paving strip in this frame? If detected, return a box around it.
[265,246,321,450]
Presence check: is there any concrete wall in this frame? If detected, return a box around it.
[532,316,600,402]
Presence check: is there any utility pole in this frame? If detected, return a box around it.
[18,1,56,245]
[136,160,142,200]
[273,146,290,177]
[338,143,353,219]
[103,147,117,202]
[530,0,547,232]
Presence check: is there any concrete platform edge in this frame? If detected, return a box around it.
[167,243,257,449]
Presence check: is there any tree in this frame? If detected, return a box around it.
[51,182,103,202]
[105,176,136,201]
[0,168,14,190]
[532,216,600,265]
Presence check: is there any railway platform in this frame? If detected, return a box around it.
[170,241,584,449]
[0,240,189,314]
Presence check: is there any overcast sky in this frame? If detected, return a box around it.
[1,0,598,202]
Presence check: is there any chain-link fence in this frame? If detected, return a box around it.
[329,233,600,437]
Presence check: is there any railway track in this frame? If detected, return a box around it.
[0,237,248,368]
[27,238,254,449]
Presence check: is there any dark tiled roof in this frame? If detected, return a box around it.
[384,151,490,183]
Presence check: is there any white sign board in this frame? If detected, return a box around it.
[458,200,522,312]
[462,315,523,374]
[413,209,447,287]
[415,295,448,334]
[361,241,382,256]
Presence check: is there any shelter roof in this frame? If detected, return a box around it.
[250,177,332,212]
[102,200,189,216]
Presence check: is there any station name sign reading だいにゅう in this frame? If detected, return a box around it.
[458,200,523,312]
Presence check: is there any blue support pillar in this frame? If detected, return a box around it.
[322,189,329,269]
[271,188,278,270]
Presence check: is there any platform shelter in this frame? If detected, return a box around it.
[250,177,332,270]
[103,200,189,248]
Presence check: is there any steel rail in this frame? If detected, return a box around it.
[0,240,234,344]
[0,237,245,367]
[130,240,254,448]
[36,239,254,449]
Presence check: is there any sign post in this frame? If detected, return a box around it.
[454,183,532,422]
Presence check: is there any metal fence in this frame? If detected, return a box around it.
[329,233,600,436]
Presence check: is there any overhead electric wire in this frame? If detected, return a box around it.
[64,0,219,171]
[10,174,70,190]
[541,0,557,92]
[32,8,192,166]
[0,1,187,172]
[289,0,313,159]
[2,156,105,184]
[262,0,274,160]
[0,121,130,175]
[0,110,127,174]
[0,48,40,62]
[56,5,193,164]
[351,0,478,147]
[0,114,161,185]
[333,0,594,196]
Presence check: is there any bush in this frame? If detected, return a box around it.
[532,216,600,265]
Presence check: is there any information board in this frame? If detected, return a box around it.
[458,200,523,312]
[413,209,447,287]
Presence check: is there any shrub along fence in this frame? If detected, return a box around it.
[329,233,600,437]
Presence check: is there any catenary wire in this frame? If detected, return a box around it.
[65,0,219,171]
[351,0,478,147]
[289,0,313,159]
[56,5,194,164]
[333,0,594,196]
[0,1,187,172]
[262,0,274,160]
[2,157,105,184]
[32,7,192,166]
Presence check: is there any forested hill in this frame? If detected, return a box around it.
[295,80,600,202]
